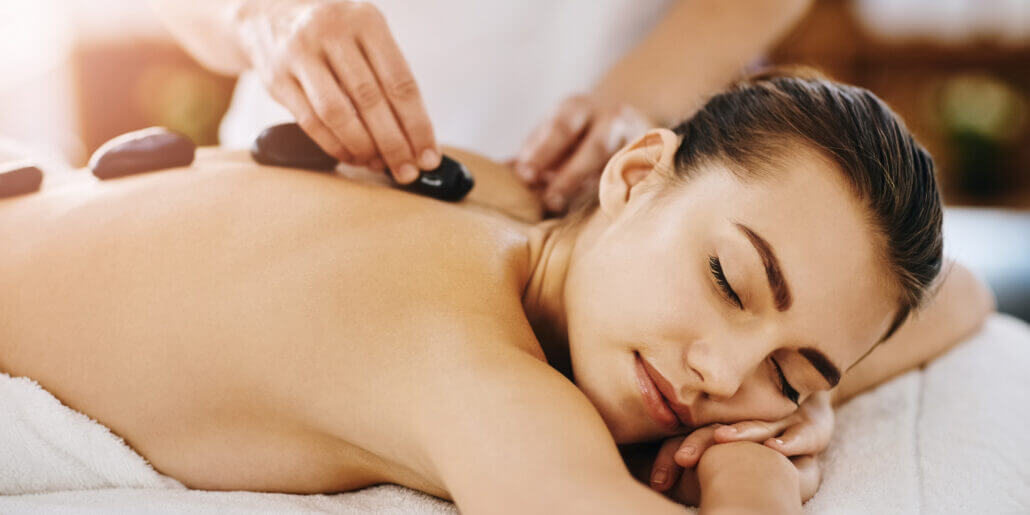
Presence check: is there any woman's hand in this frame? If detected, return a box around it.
[232,0,440,183]
[649,391,833,505]
[695,441,805,514]
[514,93,651,214]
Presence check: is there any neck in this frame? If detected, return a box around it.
[521,209,601,380]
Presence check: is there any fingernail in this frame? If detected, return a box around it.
[650,468,668,486]
[773,438,784,446]
[678,445,696,457]
[724,427,738,434]
[420,149,440,170]
[397,163,419,184]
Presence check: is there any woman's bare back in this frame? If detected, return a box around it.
[0,149,543,495]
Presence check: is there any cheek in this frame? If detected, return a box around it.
[567,242,655,339]
[703,371,796,423]
[567,225,720,362]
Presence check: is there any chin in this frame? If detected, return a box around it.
[575,374,662,444]
[598,404,662,444]
[570,343,666,444]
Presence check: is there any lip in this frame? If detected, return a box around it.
[637,353,696,429]
[634,352,681,430]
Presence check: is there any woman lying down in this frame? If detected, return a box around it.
[0,72,994,514]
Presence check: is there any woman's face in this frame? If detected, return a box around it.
[564,134,899,443]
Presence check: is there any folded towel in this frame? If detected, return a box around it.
[0,374,183,494]
[2,314,1028,514]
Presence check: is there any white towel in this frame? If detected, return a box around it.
[0,374,183,494]
[2,314,1029,514]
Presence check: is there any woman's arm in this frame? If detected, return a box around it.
[409,346,687,514]
[832,261,996,404]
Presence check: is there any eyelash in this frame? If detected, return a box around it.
[771,358,800,405]
[708,256,743,309]
[708,256,797,405]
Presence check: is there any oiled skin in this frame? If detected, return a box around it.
[0,148,555,497]
[0,145,993,513]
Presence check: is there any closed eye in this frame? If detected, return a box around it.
[771,357,800,405]
[708,256,743,309]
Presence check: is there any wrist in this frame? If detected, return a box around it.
[697,442,801,514]
[230,0,324,32]
[698,442,797,485]
[228,0,318,69]
[228,0,266,26]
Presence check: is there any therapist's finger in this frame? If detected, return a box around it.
[541,122,610,213]
[358,20,440,171]
[291,56,376,164]
[267,77,352,163]
[516,97,592,184]
[326,41,419,184]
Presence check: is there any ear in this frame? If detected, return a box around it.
[598,128,679,218]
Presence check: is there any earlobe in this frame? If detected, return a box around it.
[598,128,679,218]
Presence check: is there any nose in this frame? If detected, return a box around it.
[684,336,771,400]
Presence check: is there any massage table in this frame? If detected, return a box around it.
[2,312,1028,514]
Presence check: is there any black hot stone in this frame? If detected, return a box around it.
[89,127,196,180]
[251,123,339,171]
[396,155,475,202]
[0,164,43,199]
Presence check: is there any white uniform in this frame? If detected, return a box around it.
[220,0,675,160]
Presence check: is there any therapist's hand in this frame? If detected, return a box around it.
[514,93,652,214]
[233,0,440,183]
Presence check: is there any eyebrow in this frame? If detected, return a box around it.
[799,347,841,387]
[731,224,841,387]
[734,223,792,311]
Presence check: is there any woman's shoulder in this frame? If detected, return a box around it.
[195,145,544,224]
[440,146,544,224]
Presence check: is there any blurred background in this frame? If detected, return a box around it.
[1,0,1028,319]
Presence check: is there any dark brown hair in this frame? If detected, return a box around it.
[670,69,943,340]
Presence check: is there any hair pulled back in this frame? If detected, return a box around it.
[670,69,943,338]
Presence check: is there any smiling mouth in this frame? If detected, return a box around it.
[633,352,681,430]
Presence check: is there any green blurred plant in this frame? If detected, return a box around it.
[135,65,230,146]
[936,74,1026,198]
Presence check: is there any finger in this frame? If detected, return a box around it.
[541,122,611,213]
[791,455,822,502]
[516,97,592,182]
[358,20,440,170]
[268,77,352,163]
[326,41,419,184]
[291,57,376,164]
[674,425,721,469]
[513,126,546,185]
[765,420,828,457]
[649,436,686,492]
[713,417,794,444]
